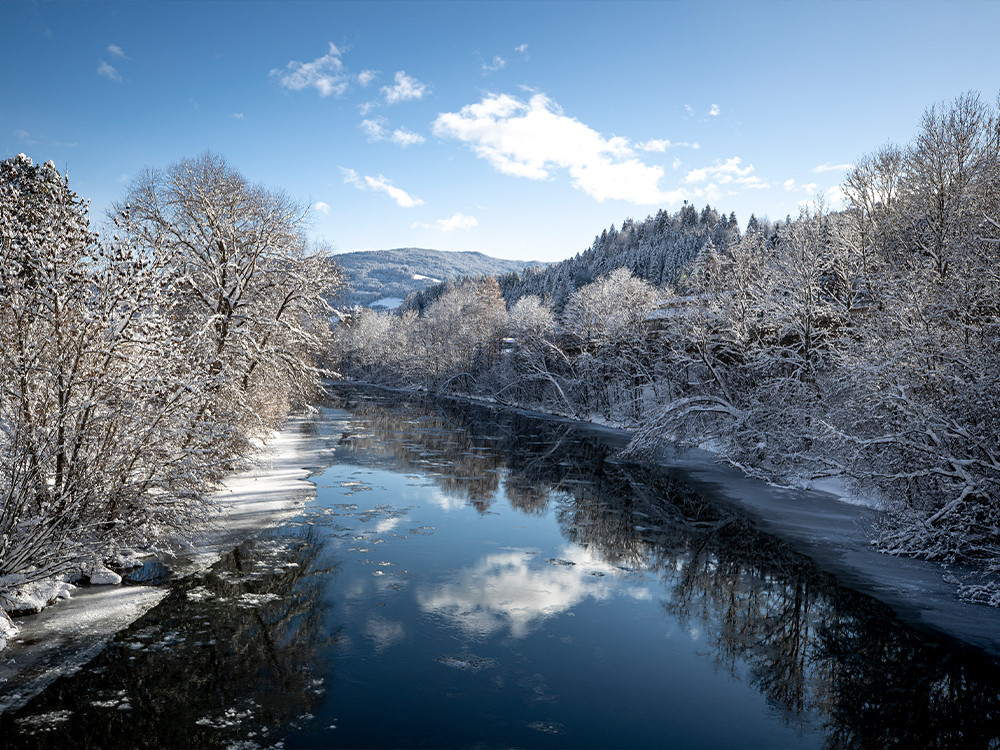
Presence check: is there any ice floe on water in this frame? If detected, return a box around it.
[527,720,565,734]
[435,653,499,671]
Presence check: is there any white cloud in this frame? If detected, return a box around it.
[340,167,423,207]
[684,104,693,114]
[270,42,348,97]
[639,138,699,152]
[437,213,478,231]
[783,178,796,191]
[433,92,684,205]
[107,44,127,59]
[709,103,720,116]
[812,162,853,174]
[340,166,362,186]
[683,156,767,189]
[230,112,245,120]
[825,183,847,207]
[514,43,528,54]
[357,69,378,86]
[381,71,428,104]
[314,201,331,215]
[482,55,506,74]
[360,118,425,147]
[13,129,32,141]
[797,184,847,212]
[391,128,425,147]
[803,181,818,193]
[416,547,644,639]
[97,60,121,82]
[367,175,423,206]
[672,157,682,170]
[360,118,387,141]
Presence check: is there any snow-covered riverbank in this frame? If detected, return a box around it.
[0,415,327,714]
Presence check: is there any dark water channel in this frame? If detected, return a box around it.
[3,386,1000,748]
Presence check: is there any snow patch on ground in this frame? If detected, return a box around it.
[370,296,403,310]
[87,566,123,586]
[0,610,17,651]
[0,580,75,617]
[801,476,881,508]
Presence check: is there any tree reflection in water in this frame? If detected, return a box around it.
[1,527,336,749]
[5,386,1000,748]
[327,387,1000,749]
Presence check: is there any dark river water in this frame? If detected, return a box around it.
[3,386,1000,748]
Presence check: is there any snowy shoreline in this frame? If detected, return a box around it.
[0,416,323,714]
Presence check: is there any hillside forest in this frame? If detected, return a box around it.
[332,92,1000,602]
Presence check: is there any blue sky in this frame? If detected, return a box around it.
[3,0,999,263]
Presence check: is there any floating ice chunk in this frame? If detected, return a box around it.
[435,653,499,671]
[528,720,565,735]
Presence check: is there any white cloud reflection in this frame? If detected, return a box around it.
[417,545,649,638]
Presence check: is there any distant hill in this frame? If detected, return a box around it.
[331,248,541,309]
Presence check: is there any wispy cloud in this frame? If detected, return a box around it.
[340,167,423,207]
[360,118,387,142]
[360,117,425,147]
[682,157,769,203]
[357,69,378,86]
[271,42,348,97]
[514,43,528,54]
[683,157,767,189]
[639,138,699,152]
[798,185,847,212]
[414,212,478,231]
[381,71,428,104]
[230,112,245,120]
[784,178,819,193]
[97,60,121,82]
[107,44,128,59]
[314,201,331,215]
[812,162,853,174]
[482,55,506,74]
[708,104,720,117]
[391,128,425,147]
[433,92,684,206]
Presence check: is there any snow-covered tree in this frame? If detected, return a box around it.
[0,155,205,586]
[116,152,343,438]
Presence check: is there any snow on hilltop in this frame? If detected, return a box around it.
[333,248,541,308]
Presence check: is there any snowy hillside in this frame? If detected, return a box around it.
[332,248,540,308]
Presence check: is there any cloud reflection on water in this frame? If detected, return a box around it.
[417,545,650,638]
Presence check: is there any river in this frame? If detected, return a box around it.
[2,385,1000,748]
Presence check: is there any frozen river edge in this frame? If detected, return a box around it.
[0,415,326,715]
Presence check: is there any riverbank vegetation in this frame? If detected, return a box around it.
[331,92,1000,601]
[0,152,342,617]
